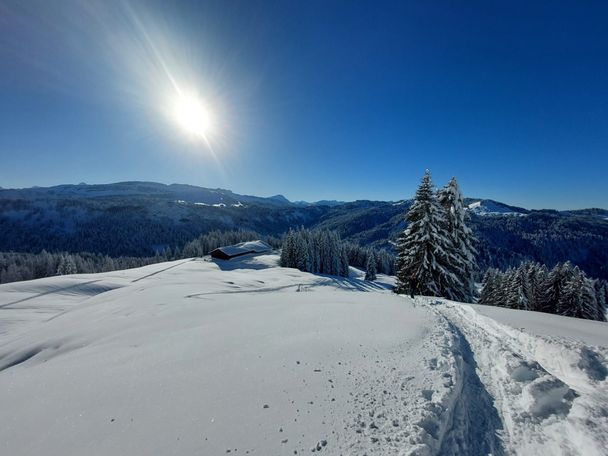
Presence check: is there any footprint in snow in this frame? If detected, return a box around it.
[578,347,608,381]
[421,389,434,401]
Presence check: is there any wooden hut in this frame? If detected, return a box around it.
[210,240,272,260]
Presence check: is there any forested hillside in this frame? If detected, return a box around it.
[1,182,607,280]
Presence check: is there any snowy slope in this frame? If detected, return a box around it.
[0,255,606,455]
[467,200,528,216]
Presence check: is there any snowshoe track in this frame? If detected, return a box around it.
[340,299,506,456]
[428,299,608,456]
[438,320,505,456]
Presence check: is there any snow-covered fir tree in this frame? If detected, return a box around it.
[280,229,296,268]
[478,260,607,321]
[395,171,463,298]
[580,276,601,321]
[496,268,512,307]
[437,177,477,301]
[294,232,308,272]
[557,266,584,318]
[341,249,350,278]
[556,266,599,320]
[525,262,548,311]
[365,250,377,281]
[56,255,77,275]
[538,262,573,314]
[280,228,350,277]
[505,264,530,310]
[479,268,500,306]
[594,280,608,322]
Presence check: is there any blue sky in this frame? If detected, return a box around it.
[1,1,607,209]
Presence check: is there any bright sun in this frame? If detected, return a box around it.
[172,92,212,139]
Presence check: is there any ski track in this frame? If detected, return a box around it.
[0,279,103,308]
[425,298,608,456]
[0,259,196,338]
[129,259,195,283]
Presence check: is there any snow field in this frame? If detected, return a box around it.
[0,254,606,455]
[0,256,459,455]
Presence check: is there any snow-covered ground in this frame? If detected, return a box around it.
[0,255,606,455]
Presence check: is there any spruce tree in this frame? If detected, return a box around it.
[395,171,462,298]
[280,229,295,268]
[56,255,77,275]
[594,281,607,322]
[580,276,600,321]
[538,262,572,314]
[479,269,498,305]
[340,248,350,277]
[365,250,377,281]
[558,268,603,321]
[558,266,584,318]
[438,177,478,301]
[506,264,530,310]
[490,269,506,305]
[293,230,308,272]
[530,263,548,312]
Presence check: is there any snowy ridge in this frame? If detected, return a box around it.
[467,200,528,216]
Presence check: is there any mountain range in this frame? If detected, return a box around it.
[1,181,607,279]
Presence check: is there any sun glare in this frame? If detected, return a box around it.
[172,92,212,139]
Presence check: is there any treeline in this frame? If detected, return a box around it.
[479,261,607,322]
[0,230,281,285]
[0,251,163,284]
[0,227,391,285]
[280,228,349,277]
[180,230,282,257]
[279,228,394,278]
[342,241,395,275]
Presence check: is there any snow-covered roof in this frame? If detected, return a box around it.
[211,240,272,258]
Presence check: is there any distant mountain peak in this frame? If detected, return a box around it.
[467,199,529,216]
[268,194,291,204]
